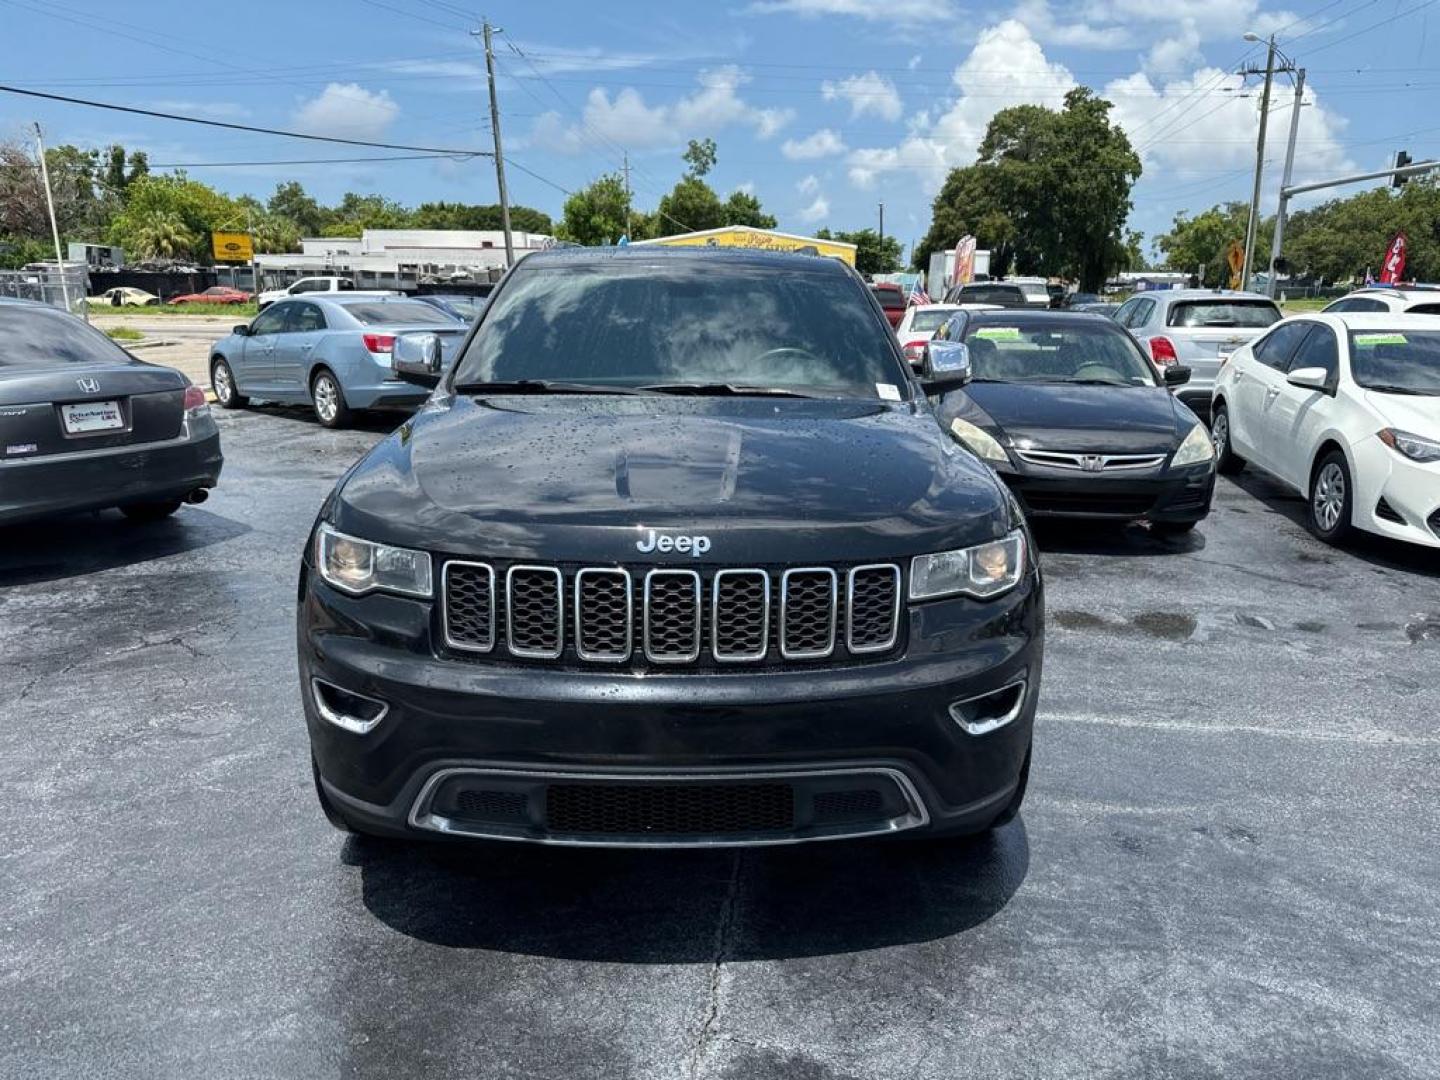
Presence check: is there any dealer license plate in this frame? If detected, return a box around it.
[61,400,124,434]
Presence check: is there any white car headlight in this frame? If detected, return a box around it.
[910,531,1026,601]
[1379,428,1440,463]
[316,523,433,598]
[950,417,1009,464]
[1171,422,1215,467]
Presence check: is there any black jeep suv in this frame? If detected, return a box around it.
[297,246,1043,847]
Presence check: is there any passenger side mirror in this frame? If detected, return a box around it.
[1286,366,1329,392]
[232,324,250,337]
[393,332,444,387]
[1163,365,1191,386]
[921,340,972,392]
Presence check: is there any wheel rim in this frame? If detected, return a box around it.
[1211,413,1228,457]
[314,376,337,422]
[1313,462,1345,532]
[214,363,232,404]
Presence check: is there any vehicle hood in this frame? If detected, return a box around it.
[331,395,1013,563]
[1362,389,1440,434]
[948,381,1187,454]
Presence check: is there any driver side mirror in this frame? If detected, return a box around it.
[393,332,444,387]
[1286,366,1330,393]
[1163,365,1191,386]
[232,324,250,337]
[921,340,972,392]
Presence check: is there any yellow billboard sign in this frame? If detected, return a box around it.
[212,231,254,263]
[635,226,857,266]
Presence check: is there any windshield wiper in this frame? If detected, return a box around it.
[453,379,652,396]
[1362,383,1438,396]
[637,382,820,398]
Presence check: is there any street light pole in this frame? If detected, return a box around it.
[33,122,71,312]
[1266,68,1306,299]
[479,20,515,266]
[1240,34,1278,292]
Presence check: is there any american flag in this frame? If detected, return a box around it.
[908,280,931,306]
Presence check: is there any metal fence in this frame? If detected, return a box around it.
[0,268,89,312]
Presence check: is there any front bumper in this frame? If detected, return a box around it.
[0,421,223,526]
[998,462,1214,522]
[299,568,1043,846]
[1351,436,1440,549]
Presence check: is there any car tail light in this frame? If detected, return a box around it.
[363,333,396,356]
[1149,336,1179,366]
[182,384,209,418]
[903,340,927,362]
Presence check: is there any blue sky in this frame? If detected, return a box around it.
[3,0,1438,257]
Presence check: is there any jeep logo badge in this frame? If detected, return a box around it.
[636,528,711,557]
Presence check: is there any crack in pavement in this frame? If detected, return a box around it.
[686,851,745,1080]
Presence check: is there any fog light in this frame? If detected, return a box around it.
[310,678,388,734]
[949,678,1027,736]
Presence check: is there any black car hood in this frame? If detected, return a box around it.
[331,395,1012,563]
[953,382,1185,454]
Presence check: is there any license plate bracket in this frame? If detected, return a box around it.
[61,400,125,435]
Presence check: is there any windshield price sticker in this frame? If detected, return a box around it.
[876,383,901,401]
[1353,333,1408,347]
[974,327,1022,341]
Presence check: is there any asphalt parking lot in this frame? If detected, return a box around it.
[3,405,1439,1079]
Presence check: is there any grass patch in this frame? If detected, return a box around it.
[92,302,259,317]
[1277,298,1331,312]
[105,326,145,341]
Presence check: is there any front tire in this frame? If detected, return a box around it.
[310,368,352,429]
[1308,449,1354,544]
[1211,404,1245,475]
[211,358,248,408]
[121,499,183,522]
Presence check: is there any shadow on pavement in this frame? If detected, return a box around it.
[348,820,1029,963]
[237,402,412,435]
[0,506,249,587]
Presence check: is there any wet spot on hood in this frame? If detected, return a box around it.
[1131,611,1196,641]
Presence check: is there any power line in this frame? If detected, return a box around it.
[1302,0,1439,56]
[0,84,492,155]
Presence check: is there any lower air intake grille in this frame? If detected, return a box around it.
[1376,497,1406,525]
[545,783,794,835]
[455,789,528,822]
[813,788,884,824]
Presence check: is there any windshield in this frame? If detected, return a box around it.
[451,262,909,398]
[434,296,487,319]
[1348,330,1440,395]
[0,305,134,367]
[1168,300,1280,328]
[338,300,462,326]
[910,309,957,332]
[871,287,905,311]
[962,319,1157,386]
[1019,283,1051,299]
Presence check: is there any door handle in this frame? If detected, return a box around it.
[1264,387,1280,403]
[300,344,314,353]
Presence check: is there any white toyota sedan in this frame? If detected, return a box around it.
[1211,313,1440,547]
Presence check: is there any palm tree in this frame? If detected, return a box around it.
[133,213,195,261]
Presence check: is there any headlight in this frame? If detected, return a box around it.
[315,523,433,598]
[910,531,1026,601]
[1379,428,1440,463]
[1171,422,1215,467]
[949,417,1009,464]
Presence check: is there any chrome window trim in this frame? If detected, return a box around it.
[643,568,701,664]
[711,568,770,663]
[442,559,496,653]
[845,563,902,654]
[407,765,930,847]
[505,564,564,660]
[779,566,838,660]
[574,567,633,663]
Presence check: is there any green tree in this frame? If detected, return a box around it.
[129,212,197,260]
[1155,202,1273,286]
[655,176,726,235]
[816,227,902,276]
[683,137,718,178]
[267,181,326,235]
[322,192,412,235]
[411,201,554,234]
[913,165,1018,278]
[558,173,631,245]
[721,190,776,229]
[1285,178,1440,283]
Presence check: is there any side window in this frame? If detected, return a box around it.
[286,303,327,333]
[291,279,317,294]
[1253,322,1310,370]
[1287,326,1338,384]
[1323,299,1353,313]
[1132,299,1155,328]
[1406,303,1440,315]
[249,304,289,336]
[1114,298,1140,327]
[337,279,355,291]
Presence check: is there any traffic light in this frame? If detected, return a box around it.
[1393,150,1413,189]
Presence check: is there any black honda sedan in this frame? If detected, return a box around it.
[0,298,222,526]
[929,310,1215,532]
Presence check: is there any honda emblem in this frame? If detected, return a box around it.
[1080,454,1105,472]
[76,377,100,393]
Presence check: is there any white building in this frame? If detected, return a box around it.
[253,228,556,292]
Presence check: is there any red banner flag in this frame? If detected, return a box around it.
[1379,231,1407,285]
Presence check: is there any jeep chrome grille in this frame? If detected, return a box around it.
[442,561,903,667]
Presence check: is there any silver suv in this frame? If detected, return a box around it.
[1322,287,1440,315]
[1116,289,1281,423]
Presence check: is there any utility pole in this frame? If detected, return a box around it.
[1265,68,1306,299]
[479,20,514,266]
[33,123,71,312]
[877,202,885,250]
[1240,34,1292,292]
[622,150,632,240]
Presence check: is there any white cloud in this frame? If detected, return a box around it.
[797,193,830,223]
[781,127,847,160]
[747,0,956,24]
[734,180,756,195]
[1013,0,1130,48]
[907,54,923,70]
[797,174,820,195]
[292,83,399,141]
[821,71,903,122]
[529,66,792,153]
[845,20,1076,191]
[152,100,250,120]
[1143,19,1204,78]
